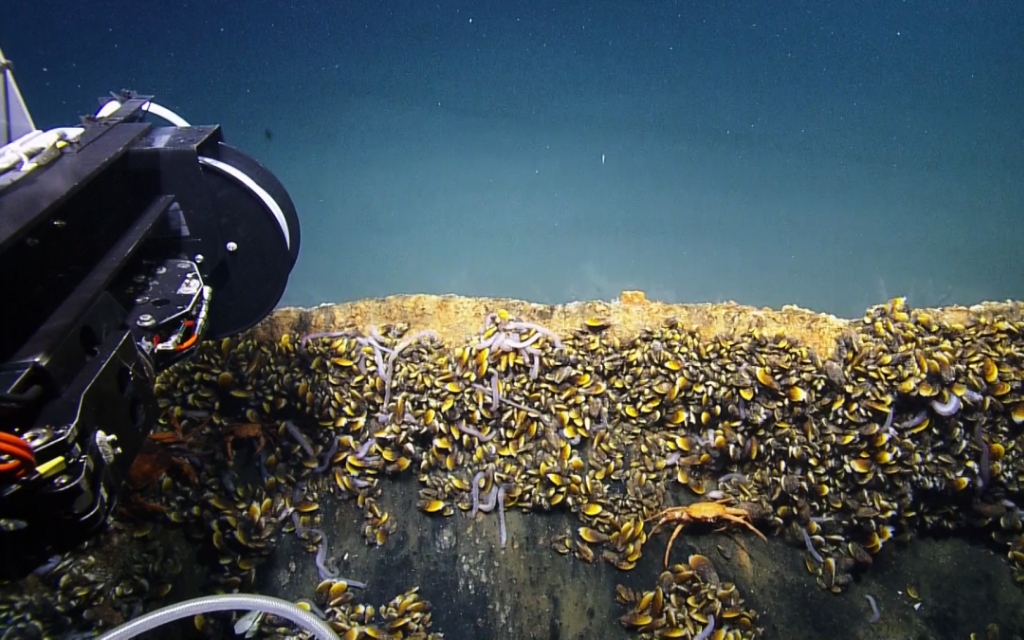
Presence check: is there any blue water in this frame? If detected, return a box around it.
[4,1,1022,318]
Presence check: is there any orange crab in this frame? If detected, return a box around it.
[147,409,206,447]
[127,410,206,492]
[221,422,273,460]
[127,439,199,491]
[646,498,766,567]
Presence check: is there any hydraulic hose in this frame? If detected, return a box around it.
[97,593,340,640]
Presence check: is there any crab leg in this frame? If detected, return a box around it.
[723,514,767,541]
[664,523,685,567]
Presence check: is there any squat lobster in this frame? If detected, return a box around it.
[646,498,766,567]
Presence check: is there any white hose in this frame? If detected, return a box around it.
[97,593,340,640]
[95,99,191,127]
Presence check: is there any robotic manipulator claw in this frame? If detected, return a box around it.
[0,47,301,579]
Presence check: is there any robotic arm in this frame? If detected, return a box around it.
[0,48,300,578]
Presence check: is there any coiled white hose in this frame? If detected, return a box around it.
[97,593,340,640]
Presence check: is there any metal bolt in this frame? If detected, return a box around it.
[95,431,119,464]
[22,428,50,448]
[137,314,155,327]
[226,241,238,252]
[193,254,204,264]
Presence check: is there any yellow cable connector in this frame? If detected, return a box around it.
[35,456,67,478]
